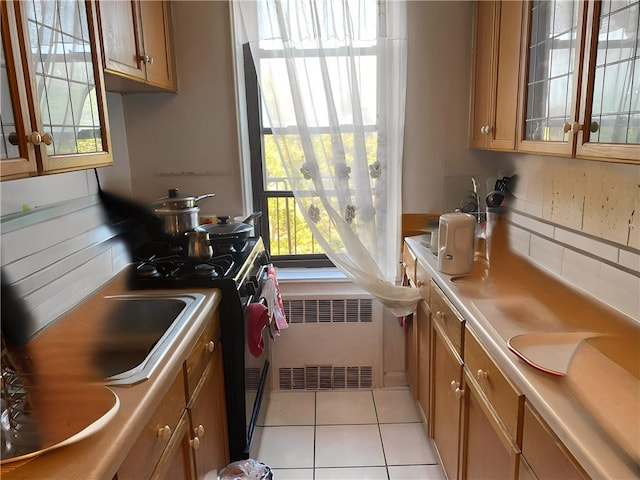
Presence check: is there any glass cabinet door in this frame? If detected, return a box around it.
[576,0,639,162]
[518,0,583,155]
[16,0,112,173]
[1,2,38,179]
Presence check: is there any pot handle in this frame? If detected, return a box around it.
[242,211,262,224]
[194,193,216,202]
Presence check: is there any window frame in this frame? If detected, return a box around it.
[243,41,378,268]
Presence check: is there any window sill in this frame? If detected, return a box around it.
[274,267,349,283]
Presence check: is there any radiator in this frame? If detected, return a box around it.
[271,296,383,390]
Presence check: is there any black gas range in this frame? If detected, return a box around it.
[127,236,272,462]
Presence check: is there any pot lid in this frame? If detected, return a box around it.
[153,189,215,209]
[200,219,253,236]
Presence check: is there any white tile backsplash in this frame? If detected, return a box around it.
[530,235,564,276]
[554,227,618,263]
[598,263,640,320]
[1,195,129,338]
[509,212,640,323]
[618,249,640,273]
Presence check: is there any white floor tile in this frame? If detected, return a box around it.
[265,391,316,426]
[270,468,314,479]
[256,426,315,468]
[373,388,421,423]
[388,465,446,480]
[315,425,385,468]
[316,390,377,425]
[315,467,388,479]
[380,423,438,465]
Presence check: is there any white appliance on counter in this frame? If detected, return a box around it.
[437,212,476,275]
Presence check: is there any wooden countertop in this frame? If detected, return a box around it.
[405,222,640,479]
[2,271,222,480]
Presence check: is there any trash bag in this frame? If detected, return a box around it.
[218,459,273,480]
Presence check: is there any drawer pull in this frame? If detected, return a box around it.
[436,311,444,321]
[450,380,465,400]
[194,424,205,437]
[190,437,201,450]
[476,369,488,381]
[157,425,172,441]
[207,340,216,353]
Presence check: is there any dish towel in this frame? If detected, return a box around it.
[246,302,269,357]
[262,265,288,337]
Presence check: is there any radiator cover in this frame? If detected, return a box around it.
[272,296,383,390]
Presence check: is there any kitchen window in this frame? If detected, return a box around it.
[243,38,378,267]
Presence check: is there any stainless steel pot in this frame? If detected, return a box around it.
[185,231,213,260]
[152,189,215,237]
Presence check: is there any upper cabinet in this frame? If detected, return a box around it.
[469,1,524,150]
[471,0,639,164]
[517,0,583,156]
[575,0,639,161]
[1,0,112,181]
[98,1,176,93]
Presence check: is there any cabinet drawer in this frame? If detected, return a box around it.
[416,260,430,302]
[465,326,523,443]
[118,368,186,480]
[185,310,221,399]
[430,280,464,358]
[522,402,588,479]
[402,243,417,286]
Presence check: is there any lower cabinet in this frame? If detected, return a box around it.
[151,411,193,480]
[187,343,229,479]
[431,324,464,479]
[403,241,591,479]
[521,402,588,480]
[461,371,520,480]
[416,300,431,428]
[117,369,186,480]
[117,311,228,480]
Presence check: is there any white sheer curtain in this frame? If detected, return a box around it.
[234,0,420,316]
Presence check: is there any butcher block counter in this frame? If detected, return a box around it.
[404,219,639,479]
[1,271,223,480]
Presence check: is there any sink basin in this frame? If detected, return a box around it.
[93,293,205,386]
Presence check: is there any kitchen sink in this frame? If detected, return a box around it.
[93,293,205,386]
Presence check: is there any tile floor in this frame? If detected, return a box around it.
[255,388,445,480]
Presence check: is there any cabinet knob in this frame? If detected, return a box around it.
[8,132,19,146]
[563,122,581,134]
[435,311,444,321]
[417,280,425,287]
[41,132,53,146]
[27,131,42,146]
[190,436,200,450]
[476,369,488,381]
[207,340,215,353]
[194,424,205,437]
[450,380,465,400]
[139,54,154,65]
[157,425,172,441]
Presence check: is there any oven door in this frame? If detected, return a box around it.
[244,285,272,458]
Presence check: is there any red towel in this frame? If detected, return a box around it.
[246,302,269,357]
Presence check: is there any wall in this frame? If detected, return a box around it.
[121,1,243,218]
[401,1,514,214]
